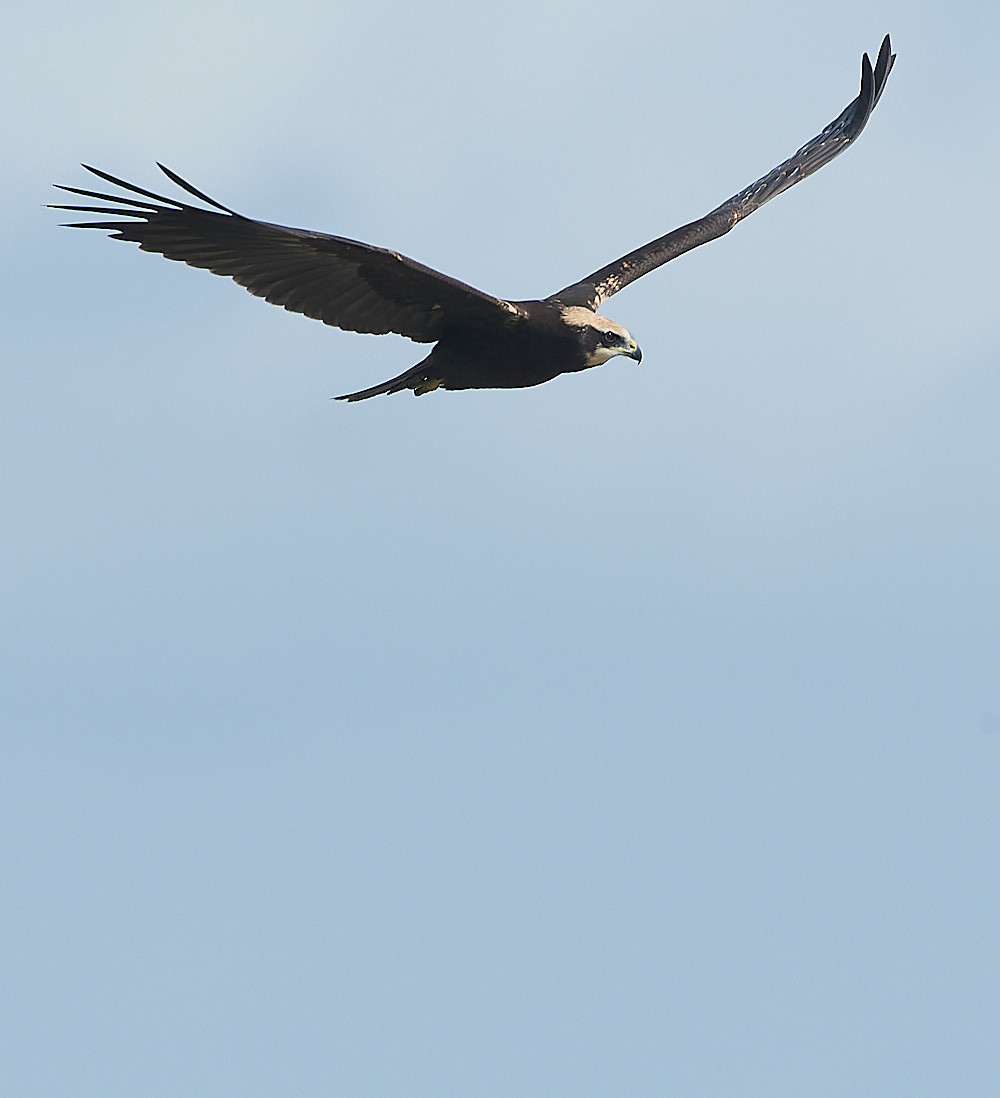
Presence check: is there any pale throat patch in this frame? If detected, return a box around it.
[585,344,623,366]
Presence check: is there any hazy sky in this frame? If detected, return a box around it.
[2,2,999,1095]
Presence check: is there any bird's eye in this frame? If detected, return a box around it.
[602,331,618,346]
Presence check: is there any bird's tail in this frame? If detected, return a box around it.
[335,354,442,402]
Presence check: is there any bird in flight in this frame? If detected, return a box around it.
[54,36,893,402]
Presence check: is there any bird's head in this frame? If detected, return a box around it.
[560,306,642,368]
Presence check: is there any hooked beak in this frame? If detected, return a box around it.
[627,339,642,363]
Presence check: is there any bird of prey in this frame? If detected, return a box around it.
[54,36,893,402]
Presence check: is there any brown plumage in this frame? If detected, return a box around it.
[53,36,894,401]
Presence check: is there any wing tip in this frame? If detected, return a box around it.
[155,163,237,214]
[872,34,895,108]
[847,34,894,142]
[859,49,874,105]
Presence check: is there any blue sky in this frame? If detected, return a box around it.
[2,2,999,1095]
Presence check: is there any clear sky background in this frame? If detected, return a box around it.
[2,2,998,1095]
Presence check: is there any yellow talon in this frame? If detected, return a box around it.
[413,377,444,395]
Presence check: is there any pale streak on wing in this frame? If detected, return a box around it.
[553,35,895,311]
[52,163,526,343]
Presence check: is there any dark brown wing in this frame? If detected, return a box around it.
[553,35,895,311]
[52,164,526,343]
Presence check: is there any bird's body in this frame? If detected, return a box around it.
[54,36,894,402]
[345,303,640,400]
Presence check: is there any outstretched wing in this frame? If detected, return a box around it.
[554,35,895,311]
[52,164,526,343]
